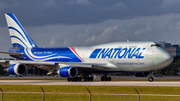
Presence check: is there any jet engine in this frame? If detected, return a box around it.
[58,66,78,78]
[7,63,26,75]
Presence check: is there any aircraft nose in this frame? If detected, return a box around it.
[152,49,173,70]
[164,52,173,65]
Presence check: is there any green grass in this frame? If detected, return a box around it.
[0,85,180,94]
[140,96,180,101]
[3,94,42,101]
[0,85,180,101]
[2,94,180,101]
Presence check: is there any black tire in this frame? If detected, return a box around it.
[107,77,111,81]
[148,77,154,82]
[84,76,89,81]
[75,77,78,81]
[101,77,104,81]
[87,77,89,81]
[83,77,86,81]
[78,77,82,81]
[67,78,71,82]
[71,78,75,82]
[90,77,93,81]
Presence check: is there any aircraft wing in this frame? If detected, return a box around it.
[0,51,23,55]
[0,59,117,76]
[0,60,109,70]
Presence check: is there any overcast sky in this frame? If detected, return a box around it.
[0,0,180,58]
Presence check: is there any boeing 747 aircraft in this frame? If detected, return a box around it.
[0,13,173,82]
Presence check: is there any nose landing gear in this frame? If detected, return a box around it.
[148,77,154,82]
[148,71,154,82]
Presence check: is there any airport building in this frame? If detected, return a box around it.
[158,42,180,56]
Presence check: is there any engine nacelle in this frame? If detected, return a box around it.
[8,63,26,75]
[58,66,78,78]
[135,72,149,77]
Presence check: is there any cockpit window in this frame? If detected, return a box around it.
[151,44,161,47]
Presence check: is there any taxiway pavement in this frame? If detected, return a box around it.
[0,80,180,86]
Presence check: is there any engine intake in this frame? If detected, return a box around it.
[58,66,78,78]
[8,63,26,75]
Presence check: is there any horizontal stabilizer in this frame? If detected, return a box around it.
[0,51,23,55]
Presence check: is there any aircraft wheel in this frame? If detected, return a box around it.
[83,77,87,81]
[78,77,82,81]
[74,77,78,82]
[101,76,105,81]
[148,77,154,82]
[83,76,88,81]
[67,78,71,82]
[90,77,93,81]
[107,77,111,81]
[87,77,90,81]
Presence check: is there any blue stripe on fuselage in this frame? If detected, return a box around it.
[8,47,82,62]
[89,49,102,58]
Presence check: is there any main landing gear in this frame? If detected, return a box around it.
[67,75,94,82]
[101,74,111,81]
[83,76,93,81]
[67,74,112,82]
[67,77,82,82]
[148,71,154,82]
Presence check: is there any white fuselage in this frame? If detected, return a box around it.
[74,41,173,72]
